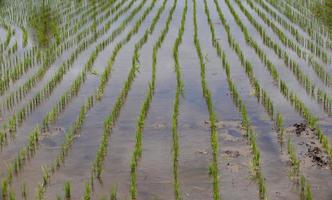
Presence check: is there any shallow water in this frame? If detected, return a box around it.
[0,0,331,199]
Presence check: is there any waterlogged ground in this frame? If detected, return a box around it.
[0,0,331,199]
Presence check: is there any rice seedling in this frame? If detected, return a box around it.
[1,179,8,200]
[110,185,117,200]
[64,181,71,200]
[276,113,284,142]
[83,183,91,200]
[9,191,15,200]
[21,182,27,200]
[287,138,300,178]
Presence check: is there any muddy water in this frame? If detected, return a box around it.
[0,0,151,197]
[209,1,303,199]
[226,0,326,119]
[0,0,331,199]
[244,0,332,71]
[237,0,332,136]
[168,1,214,199]
[0,0,141,169]
[91,0,174,199]
[133,2,181,199]
[240,0,332,97]
[196,1,259,199]
[41,0,163,199]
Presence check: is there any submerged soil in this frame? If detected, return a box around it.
[0,0,331,199]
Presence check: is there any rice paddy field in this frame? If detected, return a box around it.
[0,0,331,199]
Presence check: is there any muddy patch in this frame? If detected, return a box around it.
[285,122,329,169]
[200,120,242,129]
[223,149,240,158]
[221,147,250,173]
[302,146,329,168]
[40,127,65,140]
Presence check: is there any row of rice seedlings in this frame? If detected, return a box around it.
[264,0,332,49]
[226,0,332,117]
[242,0,332,89]
[224,0,314,198]
[92,0,158,180]
[0,6,119,192]
[249,0,313,48]
[29,1,61,47]
[0,5,84,103]
[0,48,40,96]
[287,138,300,178]
[281,0,331,40]
[209,1,268,199]
[65,0,112,43]
[129,0,179,198]
[21,25,28,48]
[171,0,187,199]
[0,46,37,73]
[193,0,220,199]
[1,3,76,72]
[225,0,332,164]
[1,0,145,185]
[0,0,75,65]
[0,0,125,113]
[283,0,330,34]
[215,0,276,120]
[247,0,330,64]
[14,6,154,195]
[81,0,138,75]
[35,97,94,199]
[0,1,140,195]
[249,0,330,64]
[1,23,14,50]
[0,126,40,199]
[32,0,87,44]
[235,1,332,98]
[27,0,145,188]
[287,139,313,200]
[93,0,158,100]
[276,113,284,143]
[0,22,13,51]
[0,0,137,148]
[36,0,158,196]
[6,41,18,55]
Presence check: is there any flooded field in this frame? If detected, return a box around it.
[0,0,331,199]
